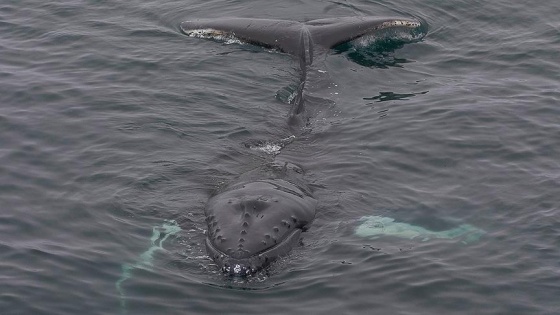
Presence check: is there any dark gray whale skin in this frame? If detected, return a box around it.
[205,162,316,275]
[181,17,423,276]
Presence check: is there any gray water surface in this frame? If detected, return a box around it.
[1,0,560,314]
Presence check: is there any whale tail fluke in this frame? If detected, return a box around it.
[180,18,304,55]
[306,17,424,49]
[180,16,426,57]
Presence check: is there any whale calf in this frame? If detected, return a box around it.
[181,17,425,275]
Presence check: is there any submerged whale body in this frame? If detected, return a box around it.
[181,17,425,276]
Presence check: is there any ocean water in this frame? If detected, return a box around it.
[1,0,559,314]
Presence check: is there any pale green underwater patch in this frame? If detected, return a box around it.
[116,220,182,314]
[355,215,485,244]
[115,215,483,312]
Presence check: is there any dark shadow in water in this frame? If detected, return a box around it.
[333,38,411,68]
[364,90,428,102]
[332,25,426,68]
[202,280,286,291]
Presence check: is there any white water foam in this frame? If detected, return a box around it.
[183,28,244,45]
[350,20,425,47]
[247,135,296,155]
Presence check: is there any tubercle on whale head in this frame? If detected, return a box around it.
[203,175,316,277]
[221,260,259,276]
[205,226,305,277]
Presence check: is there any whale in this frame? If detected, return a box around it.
[180,17,425,276]
[204,161,316,275]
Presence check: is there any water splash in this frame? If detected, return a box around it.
[349,25,426,48]
[183,28,244,45]
[244,135,296,155]
[334,22,427,68]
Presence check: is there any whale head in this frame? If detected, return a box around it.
[205,179,316,276]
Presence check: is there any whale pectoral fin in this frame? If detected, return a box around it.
[116,220,181,314]
[180,18,304,54]
[355,215,485,244]
[306,16,424,49]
